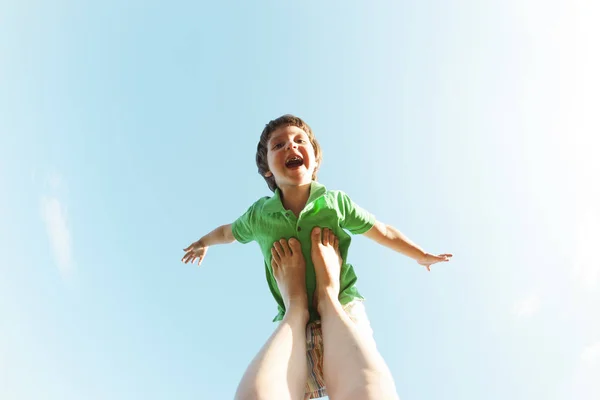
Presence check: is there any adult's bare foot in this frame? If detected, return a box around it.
[271,238,309,321]
[310,227,343,314]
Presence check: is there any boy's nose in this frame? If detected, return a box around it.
[287,142,298,150]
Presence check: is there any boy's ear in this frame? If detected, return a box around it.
[264,171,273,177]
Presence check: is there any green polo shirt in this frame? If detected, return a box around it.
[231,181,375,322]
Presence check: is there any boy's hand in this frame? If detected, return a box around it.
[417,253,453,272]
[182,240,208,266]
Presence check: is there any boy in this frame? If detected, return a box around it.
[182,114,452,398]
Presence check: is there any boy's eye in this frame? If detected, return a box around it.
[272,143,284,150]
[297,139,306,144]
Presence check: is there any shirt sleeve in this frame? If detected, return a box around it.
[337,191,376,234]
[231,203,256,244]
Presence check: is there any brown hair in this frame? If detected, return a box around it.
[256,114,322,192]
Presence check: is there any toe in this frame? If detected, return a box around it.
[272,241,283,257]
[323,228,331,246]
[271,248,280,268]
[288,237,302,254]
[311,227,322,244]
[279,239,291,256]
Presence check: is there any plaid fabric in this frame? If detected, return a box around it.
[304,300,373,399]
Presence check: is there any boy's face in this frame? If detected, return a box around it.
[264,125,317,190]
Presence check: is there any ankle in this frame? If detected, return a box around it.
[316,289,341,316]
[284,301,310,323]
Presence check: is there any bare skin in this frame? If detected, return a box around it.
[234,238,308,400]
[312,227,399,400]
[235,229,399,400]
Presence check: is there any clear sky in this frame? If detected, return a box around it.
[1,1,599,399]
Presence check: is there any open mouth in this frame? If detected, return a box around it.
[285,156,304,169]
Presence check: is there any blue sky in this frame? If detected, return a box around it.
[1,1,599,399]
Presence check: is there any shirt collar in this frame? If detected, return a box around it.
[263,181,327,214]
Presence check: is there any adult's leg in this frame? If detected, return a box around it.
[312,227,399,400]
[235,238,309,400]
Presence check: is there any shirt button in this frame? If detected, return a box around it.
[297,227,302,231]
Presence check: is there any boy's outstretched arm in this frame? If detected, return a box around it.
[182,224,236,266]
[362,220,452,271]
